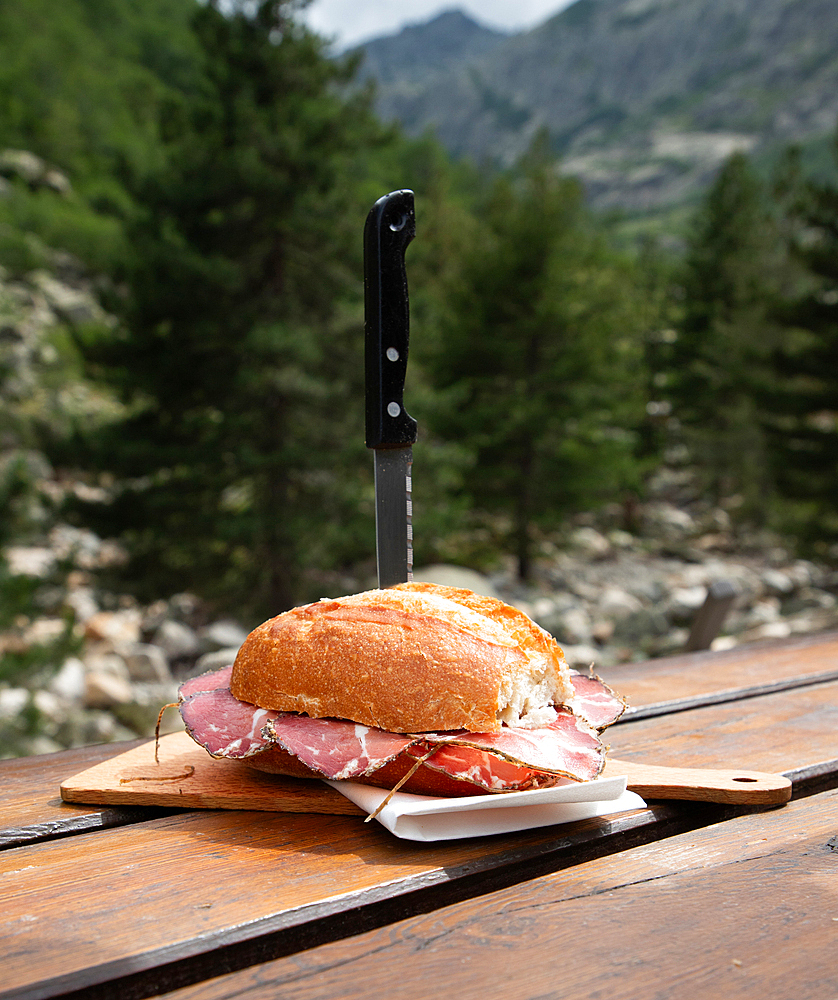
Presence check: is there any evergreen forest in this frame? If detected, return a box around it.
[2,0,838,657]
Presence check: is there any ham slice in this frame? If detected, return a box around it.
[179,665,283,759]
[567,669,627,730]
[178,665,613,791]
[263,714,419,781]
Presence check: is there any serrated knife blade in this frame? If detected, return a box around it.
[364,190,417,588]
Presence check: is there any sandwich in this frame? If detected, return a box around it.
[178,582,625,796]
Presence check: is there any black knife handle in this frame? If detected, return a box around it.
[364,189,418,449]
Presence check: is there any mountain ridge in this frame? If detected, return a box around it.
[352,0,838,213]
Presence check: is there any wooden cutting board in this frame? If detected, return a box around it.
[60,731,792,813]
[60,731,365,814]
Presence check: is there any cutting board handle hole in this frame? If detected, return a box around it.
[732,776,758,783]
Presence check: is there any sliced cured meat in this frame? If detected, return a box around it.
[567,670,627,730]
[263,714,419,781]
[180,667,420,776]
[179,663,234,700]
[418,709,603,781]
[178,666,606,794]
[361,744,557,795]
[179,667,282,759]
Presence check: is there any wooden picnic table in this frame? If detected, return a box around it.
[1,630,836,1000]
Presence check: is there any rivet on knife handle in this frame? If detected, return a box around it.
[364,190,417,588]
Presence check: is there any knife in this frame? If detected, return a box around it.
[364,189,417,588]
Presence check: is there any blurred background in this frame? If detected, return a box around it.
[2,0,837,756]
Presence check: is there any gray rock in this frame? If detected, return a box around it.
[64,586,99,624]
[552,607,593,645]
[607,529,636,550]
[25,735,65,756]
[152,619,200,660]
[643,503,696,539]
[193,648,240,674]
[598,586,644,618]
[0,149,46,184]
[83,608,142,647]
[3,545,55,577]
[23,617,67,645]
[29,271,103,325]
[761,569,795,595]
[612,608,672,646]
[84,670,134,708]
[49,657,86,702]
[740,620,792,642]
[141,600,169,635]
[569,527,612,559]
[741,597,782,627]
[114,681,180,737]
[668,586,708,621]
[199,620,248,652]
[32,689,62,723]
[123,643,171,683]
[83,651,130,679]
[168,592,201,622]
[412,564,500,598]
[55,708,136,748]
[0,687,29,719]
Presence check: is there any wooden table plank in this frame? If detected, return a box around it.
[2,678,835,1000]
[0,802,692,1000]
[607,678,838,789]
[0,741,173,850]
[156,787,838,1000]
[603,630,838,718]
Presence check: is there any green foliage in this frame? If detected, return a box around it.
[768,136,838,553]
[666,152,791,523]
[68,1,391,618]
[423,138,649,579]
[0,0,200,192]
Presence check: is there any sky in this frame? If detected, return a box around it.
[299,0,578,50]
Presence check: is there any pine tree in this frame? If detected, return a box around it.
[668,153,787,523]
[71,1,386,617]
[425,141,647,580]
[770,137,838,551]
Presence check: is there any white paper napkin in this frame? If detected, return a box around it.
[327,775,646,841]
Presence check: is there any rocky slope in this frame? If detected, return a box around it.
[353,0,838,212]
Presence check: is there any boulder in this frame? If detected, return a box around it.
[48,657,86,702]
[3,546,55,577]
[761,569,795,596]
[667,586,708,622]
[123,643,171,683]
[152,619,200,661]
[552,607,594,645]
[198,620,248,652]
[568,527,612,559]
[411,564,500,598]
[598,586,643,618]
[0,687,29,719]
[84,670,134,709]
[83,609,142,647]
[560,643,601,669]
[193,648,240,675]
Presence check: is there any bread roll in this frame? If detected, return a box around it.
[231,584,572,733]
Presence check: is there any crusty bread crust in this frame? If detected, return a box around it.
[394,581,573,703]
[231,588,528,733]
